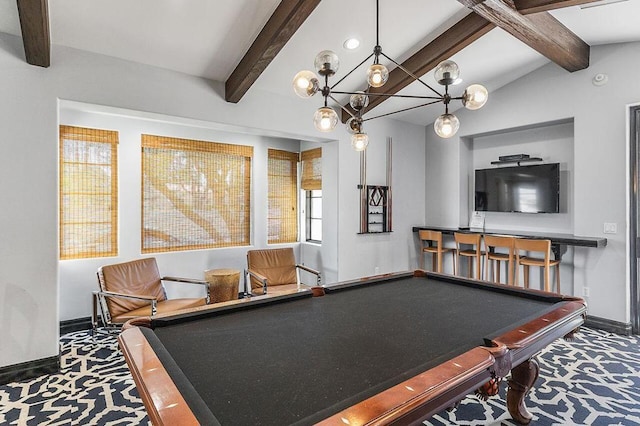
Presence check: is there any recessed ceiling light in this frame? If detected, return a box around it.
[343,38,360,50]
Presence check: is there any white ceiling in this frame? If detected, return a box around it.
[1,0,639,126]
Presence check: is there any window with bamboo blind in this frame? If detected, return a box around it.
[268,149,299,244]
[141,134,252,253]
[59,125,119,260]
[301,148,322,242]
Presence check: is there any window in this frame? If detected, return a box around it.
[59,125,119,259]
[301,148,322,243]
[268,149,299,244]
[306,190,322,242]
[141,134,252,253]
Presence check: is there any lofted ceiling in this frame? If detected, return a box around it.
[1,0,639,127]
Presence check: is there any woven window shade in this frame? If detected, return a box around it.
[59,125,119,260]
[301,147,322,190]
[268,149,298,244]
[141,134,252,253]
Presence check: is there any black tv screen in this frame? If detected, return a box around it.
[475,163,560,213]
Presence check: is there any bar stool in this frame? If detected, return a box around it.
[418,230,455,274]
[483,235,516,285]
[514,238,560,293]
[454,232,485,280]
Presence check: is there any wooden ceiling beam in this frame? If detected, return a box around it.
[458,0,589,72]
[225,0,320,103]
[514,0,600,14]
[16,0,50,67]
[341,13,494,123]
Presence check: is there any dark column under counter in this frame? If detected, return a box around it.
[412,226,607,260]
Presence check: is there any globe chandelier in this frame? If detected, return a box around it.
[292,0,488,151]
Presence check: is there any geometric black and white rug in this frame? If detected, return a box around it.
[428,327,640,426]
[0,327,638,425]
[0,331,148,425]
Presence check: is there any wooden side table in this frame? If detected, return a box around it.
[204,269,240,303]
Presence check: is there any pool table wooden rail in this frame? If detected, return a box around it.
[119,326,200,426]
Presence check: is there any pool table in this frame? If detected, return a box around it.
[118,270,586,425]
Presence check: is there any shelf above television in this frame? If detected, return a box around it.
[490,157,543,165]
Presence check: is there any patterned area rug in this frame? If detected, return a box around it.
[0,327,638,425]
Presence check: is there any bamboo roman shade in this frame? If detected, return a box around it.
[301,147,322,190]
[268,149,298,244]
[59,125,119,260]
[141,134,252,253]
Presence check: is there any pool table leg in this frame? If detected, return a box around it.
[506,358,539,425]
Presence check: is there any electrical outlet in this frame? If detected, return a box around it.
[603,223,617,234]
[374,266,380,274]
[583,287,590,297]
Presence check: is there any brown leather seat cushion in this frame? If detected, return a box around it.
[111,297,207,323]
[250,284,301,296]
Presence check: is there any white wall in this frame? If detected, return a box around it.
[425,42,640,324]
[337,118,426,280]
[0,32,426,368]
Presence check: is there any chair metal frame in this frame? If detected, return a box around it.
[244,248,321,296]
[92,259,210,335]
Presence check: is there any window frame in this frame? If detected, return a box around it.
[305,189,322,243]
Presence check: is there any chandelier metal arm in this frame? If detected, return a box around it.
[332,90,442,101]
[379,51,443,98]
[362,99,444,122]
[328,94,358,120]
[330,53,375,90]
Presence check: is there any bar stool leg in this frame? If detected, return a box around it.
[555,264,560,293]
[507,259,514,286]
[543,266,550,292]
[523,265,530,289]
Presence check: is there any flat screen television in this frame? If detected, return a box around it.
[474,163,560,213]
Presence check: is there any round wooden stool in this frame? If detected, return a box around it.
[204,269,240,303]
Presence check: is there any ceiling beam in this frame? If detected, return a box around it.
[341,13,494,122]
[225,0,320,103]
[514,0,600,14]
[458,0,589,72]
[16,0,50,67]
